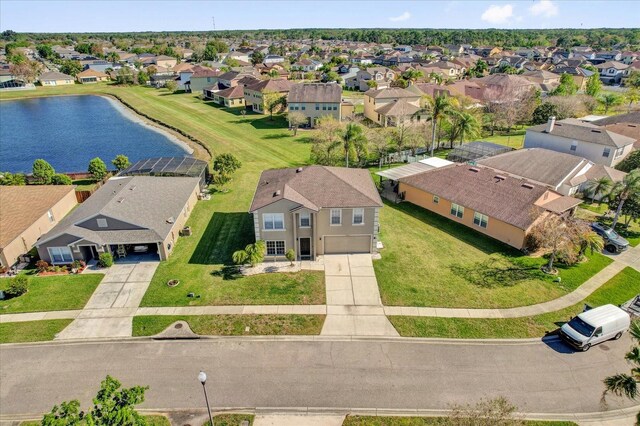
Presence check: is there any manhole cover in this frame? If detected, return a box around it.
[175,323,183,329]
[599,344,610,351]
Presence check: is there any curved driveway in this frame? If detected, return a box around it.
[0,336,637,419]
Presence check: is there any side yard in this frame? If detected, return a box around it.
[390,267,640,339]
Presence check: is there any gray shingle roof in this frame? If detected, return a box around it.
[39,71,73,81]
[288,83,341,103]
[528,119,636,148]
[249,166,383,212]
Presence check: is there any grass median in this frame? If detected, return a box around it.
[390,267,640,339]
[0,319,72,344]
[343,416,576,425]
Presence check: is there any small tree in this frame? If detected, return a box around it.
[164,79,178,92]
[32,159,55,184]
[329,122,367,168]
[263,90,287,120]
[529,215,579,273]
[5,275,28,297]
[212,153,242,186]
[137,71,149,85]
[585,73,602,97]
[99,252,113,268]
[625,88,639,113]
[232,241,266,267]
[288,111,307,135]
[616,150,640,173]
[115,67,134,85]
[285,248,296,266]
[610,170,640,229]
[112,154,131,172]
[585,176,613,204]
[51,173,72,185]
[599,93,622,114]
[0,171,26,186]
[88,157,108,181]
[550,73,578,96]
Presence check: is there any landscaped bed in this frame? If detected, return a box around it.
[132,314,325,336]
[205,414,254,426]
[0,274,103,314]
[0,319,72,344]
[374,201,612,309]
[389,267,640,339]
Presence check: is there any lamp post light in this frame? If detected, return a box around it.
[198,371,214,426]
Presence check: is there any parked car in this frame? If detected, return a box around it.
[591,222,629,253]
[560,304,631,351]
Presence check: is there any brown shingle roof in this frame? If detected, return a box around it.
[216,85,245,99]
[244,78,293,93]
[0,185,76,248]
[76,69,108,78]
[249,166,383,212]
[39,71,73,81]
[288,83,341,103]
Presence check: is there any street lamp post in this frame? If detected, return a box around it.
[198,371,214,426]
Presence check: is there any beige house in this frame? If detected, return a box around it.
[0,186,77,268]
[364,87,421,127]
[399,164,581,250]
[76,68,109,84]
[39,71,74,86]
[154,55,178,69]
[211,85,245,107]
[243,79,293,114]
[287,83,342,127]
[36,176,199,263]
[249,166,383,260]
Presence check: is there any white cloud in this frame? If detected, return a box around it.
[389,11,411,22]
[480,4,514,24]
[529,0,558,17]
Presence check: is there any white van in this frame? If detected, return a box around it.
[560,304,631,352]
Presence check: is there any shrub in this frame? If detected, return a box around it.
[51,173,72,185]
[99,252,114,268]
[72,260,86,270]
[5,275,28,297]
[285,249,296,266]
[88,157,108,181]
[35,259,49,272]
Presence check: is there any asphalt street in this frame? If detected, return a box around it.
[0,337,636,418]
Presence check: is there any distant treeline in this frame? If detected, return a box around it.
[2,28,639,50]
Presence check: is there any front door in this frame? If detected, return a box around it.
[299,238,311,260]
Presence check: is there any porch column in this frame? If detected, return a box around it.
[292,212,297,260]
[312,212,318,260]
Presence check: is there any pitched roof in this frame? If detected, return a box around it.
[592,112,640,126]
[528,119,636,148]
[249,166,383,212]
[374,98,421,116]
[0,185,76,248]
[364,87,419,99]
[76,68,108,78]
[37,176,200,247]
[400,164,574,230]
[584,164,627,183]
[477,148,590,188]
[39,71,73,81]
[216,85,245,99]
[244,78,293,93]
[191,68,221,78]
[288,83,341,103]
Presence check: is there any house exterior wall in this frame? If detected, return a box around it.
[1,189,77,267]
[41,78,74,86]
[159,184,199,261]
[244,88,265,113]
[190,76,219,93]
[363,95,421,126]
[288,101,341,126]
[399,182,528,249]
[524,130,633,167]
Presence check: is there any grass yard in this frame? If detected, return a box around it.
[0,319,72,344]
[375,201,612,309]
[72,178,99,191]
[342,416,577,425]
[21,414,170,426]
[132,314,325,336]
[204,414,255,426]
[576,204,640,247]
[480,128,527,149]
[390,267,640,339]
[0,274,103,314]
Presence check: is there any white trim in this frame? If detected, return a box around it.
[265,240,286,256]
[262,213,285,231]
[299,211,311,228]
[473,211,489,229]
[47,246,74,264]
[352,208,365,226]
[330,208,342,226]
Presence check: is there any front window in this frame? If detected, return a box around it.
[352,208,364,225]
[48,246,73,264]
[299,212,310,228]
[263,213,285,230]
[473,212,489,228]
[450,203,464,219]
[266,241,285,256]
[330,209,342,225]
[433,195,439,204]
[570,142,577,151]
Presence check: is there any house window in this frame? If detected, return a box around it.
[301,105,306,111]
[266,240,285,256]
[352,208,364,225]
[614,147,625,159]
[330,209,342,225]
[48,246,73,264]
[450,203,464,219]
[603,147,611,157]
[433,195,439,204]
[263,213,285,230]
[97,218,108,228]
[315,103,319,110]
[47,209,55,223]
[473,212,489,228]
[332,105,337,111]
[299,212,311,228]
[322,104,327,110]
[570,141,577,151]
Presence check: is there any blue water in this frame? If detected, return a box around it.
[0,95,190,173]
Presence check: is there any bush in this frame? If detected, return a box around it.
[51,173,72,185]
[5,275,28,297]
[285,249,296,265]
[98,252,114,268]
[35,259,49,272]
[71,260,86,271]
[88,157,108,181]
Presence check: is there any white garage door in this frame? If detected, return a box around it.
[323,235,371,254]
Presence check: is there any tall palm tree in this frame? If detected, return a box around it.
[456,111,481,146]
[576,228,604,259]
[603,320,640,423]
[330,122,367,168]
[402,69,424,85]
[414,95,456,157]
[585,177,613,205]
[610,170,640,229]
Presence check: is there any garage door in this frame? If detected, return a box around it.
[323,235,371,254]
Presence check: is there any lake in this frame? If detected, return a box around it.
[0,95,191,173]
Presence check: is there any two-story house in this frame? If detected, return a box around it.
[249,166,383,260]
[356,67,396,91]
[524,117,636,167]
[242,79,293,113]
[364,87,422,127]
[287,83,342,127]
[596,61,630,85]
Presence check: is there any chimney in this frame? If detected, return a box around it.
[545,116,556,133]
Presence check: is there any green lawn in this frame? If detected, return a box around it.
[1,319,72,344]
[72,178,99,191]
[480,128,528,149]
[132,314,325,336]
[0,274,103,314]
[22,414,170,425]
[390,267,640,339]
[204,414,255,426]
[343,416,576,426]
[576,204,640,247]
[375,201,611,309]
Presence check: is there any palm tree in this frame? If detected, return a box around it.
[610,170,640,229]
[599,93,622,114]
[585,177,613,205]
[576,227,604,259]
[455,111,481,147]
[402,69,424,85]
[330,122,367,168]
[602,320,640,423]
[414,95,456,157]
[625,88,639,113]
[428,72,443,85]
[232,240,266,267]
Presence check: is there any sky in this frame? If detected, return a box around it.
[1,0,639,33]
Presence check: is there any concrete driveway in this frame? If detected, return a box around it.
[55,261,158,339]
[321,254,398,337]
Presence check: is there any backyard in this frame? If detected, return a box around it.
[374,201,612,309]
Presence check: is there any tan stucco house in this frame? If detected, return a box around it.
[0,185,77,268]
[243,79,293,114]
[249,166,383,260]
[287,82,342,127]
[39,71,74,86]
[76,68,109,84]
[36,176,199,264]
[212,85,245,107]
[399,164,581,250]
[364,87,421,127]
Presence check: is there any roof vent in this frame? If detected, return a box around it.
[117,197,125,203]
[469,167,479,172]
[296,167,303,173]
[522,183,534,189]
[166,217,175,224]
[591,129,602,133]
[273,190,281,197]
[495,175,506,181]
[129,185,136,191]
